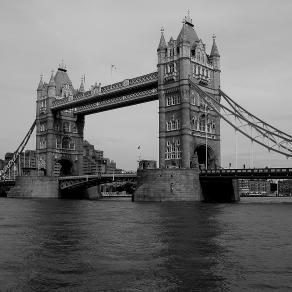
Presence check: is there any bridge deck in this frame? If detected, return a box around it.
[199,168,292,179]
[51,72,158,112]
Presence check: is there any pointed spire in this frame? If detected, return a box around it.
[79,75,85,93]
[185,9,193,27]
[210,34,220,57]
[48,70,55,87]
[37,74,43,91]
[58,59,67,72]
[157,27,167,51]
[177,12,199,45]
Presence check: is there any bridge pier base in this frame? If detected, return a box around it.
[134,169,203,201]
[199,178,240,202]
[134,169,240,202]
[7,176,59,198]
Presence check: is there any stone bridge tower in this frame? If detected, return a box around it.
[158,14,221,170]
[35,65,84,176]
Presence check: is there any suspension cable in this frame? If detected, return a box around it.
[0,120,36,180]
[189,80,292,158]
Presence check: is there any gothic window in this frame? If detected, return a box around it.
[69,139,75,150]
[166,122,170,131]
[175,120,180,130]
[40,100,46,109]
[63,122,70,133]
[62,136,70,149]
[40,123,46,132]
[207,122,211,133]
[212,122,216,133]
[199,115,206,132]
[166,96,171,106]
[165,140,181,160]
[177,47,180,55]
[40,138,46,149]
[191,116,198,130]
[190,90,196,105]
[56,136,61,149]
[196,95,201,106]
[39,100,46,113]
[72,124,78,133]
[54,122,60,132]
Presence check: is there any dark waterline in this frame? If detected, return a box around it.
[0,197,292,291]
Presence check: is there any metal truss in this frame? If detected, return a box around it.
[0,120,36,180]
[189,80,292,158]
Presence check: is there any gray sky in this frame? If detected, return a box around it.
[0,0,292,170]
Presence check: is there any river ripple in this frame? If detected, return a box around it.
[0,197,292,291]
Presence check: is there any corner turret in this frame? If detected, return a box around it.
[157,27,167,51]
[48,71,56,98]
[79,76,85,93]
[37,75,43,99]
[210,35,220,70]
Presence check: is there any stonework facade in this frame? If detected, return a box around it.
[36,66,85,176]
[157,15,221,170]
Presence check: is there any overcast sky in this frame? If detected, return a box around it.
[0,0,292,170]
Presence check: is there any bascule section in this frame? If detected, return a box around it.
[36,64,85,177]
[157,14,221,170]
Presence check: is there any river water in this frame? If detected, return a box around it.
[0,197,292,291]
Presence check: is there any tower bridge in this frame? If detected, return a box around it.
[1,13,292,201]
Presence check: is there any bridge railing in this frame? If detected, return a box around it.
[200,167,292,176]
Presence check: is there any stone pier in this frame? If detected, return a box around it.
[7,176,59,198]
[134,168,203,201]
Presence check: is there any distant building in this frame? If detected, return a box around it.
[0,159,4,170]
[139,160,157,170]
[278,180,292,196]
[82,140,121,175]
[238,179,271,196]
[2,140,121,177]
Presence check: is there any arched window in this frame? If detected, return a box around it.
[63,122,70,133]
[40,138,46,149]
[171,120,176,130]
[62,137,70,149]
[166,122,170,131]
[56,136,61,149]
[69,139,75,150]
[72,124,77,133]
[199,115,206,132]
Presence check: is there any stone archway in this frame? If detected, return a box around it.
[194,145,216,170]
[58,158,74,176]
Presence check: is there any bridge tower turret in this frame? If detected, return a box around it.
[157,28,167,168]
[210,35,220,90]
[157,14,221,170]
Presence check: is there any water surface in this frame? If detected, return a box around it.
[0,197,292,291]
